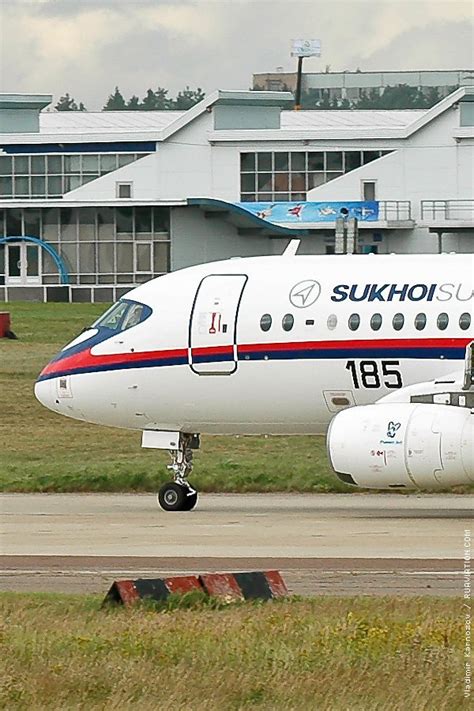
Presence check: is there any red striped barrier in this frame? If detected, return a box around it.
[104,575,202,606]
[201,571,288,601]
[104,571,288,606]
[200,573,245,601]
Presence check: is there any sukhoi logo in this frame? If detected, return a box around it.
[289,280,321,308]
[331,283,473,303]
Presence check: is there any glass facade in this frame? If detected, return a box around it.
[0,206,170,285]
[0,153,148,199]
[240,150,391,201]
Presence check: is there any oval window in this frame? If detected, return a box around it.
[370,313,383,331]
[437,312,449,331]
[260,314,272,332]
[348,313,360,331]
[282,313,294,332]
[327,314,338,330]
[415,313,427,331]
[459,312,471,331]
[392,313,404,331]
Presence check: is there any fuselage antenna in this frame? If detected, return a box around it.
[283,239,301,256]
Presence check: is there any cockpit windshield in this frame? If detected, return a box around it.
[92,299,152,332]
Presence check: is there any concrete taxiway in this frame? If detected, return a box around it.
[1,493,472,596]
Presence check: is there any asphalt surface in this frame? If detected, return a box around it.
[1,493,472,597]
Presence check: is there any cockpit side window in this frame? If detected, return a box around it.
[92,299,151,332]
[122,303,146,331]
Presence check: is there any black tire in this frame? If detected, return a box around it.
[158,482,188,511]
[182,491,198,511]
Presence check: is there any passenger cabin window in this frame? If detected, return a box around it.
[414,313,427,331]
[460,312,471,330]
[348,313,360,331]
[327,314,337,330]
[282,314,294,332]
[370,313,382,331]
[260,314,272,332]
[392,313,404,331]
[437,313,449,331]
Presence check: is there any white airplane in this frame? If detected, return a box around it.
[35,243,474,511]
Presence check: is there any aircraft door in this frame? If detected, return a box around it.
[189,274,247,375]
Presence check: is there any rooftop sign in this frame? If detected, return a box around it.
[290,39,321,58]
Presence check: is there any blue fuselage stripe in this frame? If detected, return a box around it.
[36,345,465,381]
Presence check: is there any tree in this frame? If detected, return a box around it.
[174,86,205,110]
[127,95,140,109]
[139,88,173,110]
[356,88,381,109]
[355,84,429,110]
[153,87,172,110]
[55,93,86,111]
[377,84,425,109]
[422,86,441,108]
[316,89,331,109]
[103,87,127,111]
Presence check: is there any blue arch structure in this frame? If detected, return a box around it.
[0,236,70,285]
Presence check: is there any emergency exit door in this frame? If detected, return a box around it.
[189,274,247,375]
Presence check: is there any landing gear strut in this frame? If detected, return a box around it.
[157,434,200,512]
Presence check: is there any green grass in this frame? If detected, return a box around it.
[0,592,467,710]
[0,302,347,493]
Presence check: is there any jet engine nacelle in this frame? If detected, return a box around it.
[327,403,474,489]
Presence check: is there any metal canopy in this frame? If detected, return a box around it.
[187,198,309,238]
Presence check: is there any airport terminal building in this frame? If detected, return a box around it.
[0,87,473,302]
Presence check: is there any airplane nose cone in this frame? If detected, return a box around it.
[34,378,55,411]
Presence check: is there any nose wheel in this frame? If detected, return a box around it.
[157,434,199,512]
[157,482,198,512]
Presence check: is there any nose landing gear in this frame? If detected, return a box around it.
[157,433,200,512]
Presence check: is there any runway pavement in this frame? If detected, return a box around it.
[1,493,472,596]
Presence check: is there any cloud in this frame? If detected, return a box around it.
[0,0,472,109]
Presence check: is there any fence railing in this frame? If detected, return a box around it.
[379,201,412,221]
[421,200,474,221]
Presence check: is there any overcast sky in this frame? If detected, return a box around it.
[1,0,473,110]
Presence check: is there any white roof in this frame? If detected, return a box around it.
[39,110,185,134]
[0,86,466,145]
[280,109,427,129]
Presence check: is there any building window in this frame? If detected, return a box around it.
[0,153,148,200]
[1,206,170,286]
[362,181,376,201]
[240,150,389,202]
[116,182,133,199]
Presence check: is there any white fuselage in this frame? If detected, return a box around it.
[35,253,473,436]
